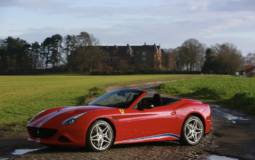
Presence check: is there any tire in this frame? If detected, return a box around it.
[86,120,114,151]
[181,116,204,145]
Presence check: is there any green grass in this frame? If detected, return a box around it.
[159,75,255,115]
[1,74,254,135]
[0,74,195,128]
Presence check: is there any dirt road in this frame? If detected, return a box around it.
[0,83,254,160]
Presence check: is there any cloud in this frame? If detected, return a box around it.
[209,0,255,12]
[0,0,18,7]
[0,0,66,8]
[1,0,255,54]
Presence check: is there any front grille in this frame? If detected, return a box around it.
[28,127,57,138]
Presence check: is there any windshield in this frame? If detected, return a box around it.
[89,89,143,108]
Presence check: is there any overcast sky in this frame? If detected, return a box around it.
[1,0,255,54]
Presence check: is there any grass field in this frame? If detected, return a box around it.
[159,75,255,115]
[1,74,254,134]
[0,74,195,130]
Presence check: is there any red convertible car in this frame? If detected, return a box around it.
[27,89,212,151]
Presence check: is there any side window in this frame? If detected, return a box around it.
[135,97,154,110]
[134,94,179,110]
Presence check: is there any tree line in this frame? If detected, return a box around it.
[0,31,253,74]
[0,32,98,74]
[167,39,245,74]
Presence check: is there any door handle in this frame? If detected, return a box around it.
[171,111,176,116]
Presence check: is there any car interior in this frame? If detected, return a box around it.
[137,93,179,109]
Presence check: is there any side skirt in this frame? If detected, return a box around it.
[115,133,180,144]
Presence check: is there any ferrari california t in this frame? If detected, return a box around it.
[27,89,212,151]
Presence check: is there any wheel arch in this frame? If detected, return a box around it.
[182,112,206,134]
[97,118,116,136]
[180,112,206,145]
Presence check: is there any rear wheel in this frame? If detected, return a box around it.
[181,116,204,145]
[86,120,114,151]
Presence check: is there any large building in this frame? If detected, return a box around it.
[96,44,162,72]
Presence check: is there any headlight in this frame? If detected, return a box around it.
[62,112,86,125]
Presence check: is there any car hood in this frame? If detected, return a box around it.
[28,105,113,128]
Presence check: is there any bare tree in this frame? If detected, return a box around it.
[50,34,63,68]
[176,39,206,71]
[30,42,41,69]
[76,32,92,47]
[210,43,243,74]
[64,35,76,56]
[41,37,52,69]
[68,47,107,73]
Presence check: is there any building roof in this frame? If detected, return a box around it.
[244,64,255,73]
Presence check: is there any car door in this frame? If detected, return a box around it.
[114,97,179,143]
[133,105,178,137]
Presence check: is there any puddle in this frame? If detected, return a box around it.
[223,112,249,121]
[213,106,249,123]
[12,147,45,156]
[208,155,238,160]
[223,112,249,124]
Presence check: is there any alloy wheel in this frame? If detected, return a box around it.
[183,116,204,145]
[89,121,114,151]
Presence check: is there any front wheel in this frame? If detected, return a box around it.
[181,116,204,145]
[86,120,114,151]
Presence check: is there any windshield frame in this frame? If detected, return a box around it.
[88,89,144,108]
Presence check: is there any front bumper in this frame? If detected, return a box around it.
[27,126,86,147]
